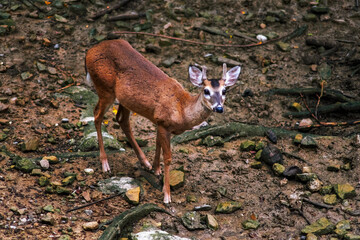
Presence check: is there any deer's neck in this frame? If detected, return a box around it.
[183,93,212,129]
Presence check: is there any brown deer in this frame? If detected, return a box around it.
[85,39,241,203]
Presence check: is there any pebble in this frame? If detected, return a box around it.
[82,221,99,231]
[84,168,94,175]
[39,159,50,169]
[215,201,242,214]
[333,183,356,199]
[206,214,219,230]
[125,186,140,205]
[193,204,212,211]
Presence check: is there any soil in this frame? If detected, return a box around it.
[0,0,360,239]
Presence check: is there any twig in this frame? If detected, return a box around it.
[67,192,123,213]
[315,81,325,119]
[110,25,308,48]
[302,198,333,209]
[90,0,131,20]
[300,93,322,125]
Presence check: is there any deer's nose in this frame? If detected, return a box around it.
[214,106,223,113]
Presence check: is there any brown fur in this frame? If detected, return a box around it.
[86,39,212,203]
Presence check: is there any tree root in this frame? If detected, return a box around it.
[98,203,170,240]
[171,122,317,145]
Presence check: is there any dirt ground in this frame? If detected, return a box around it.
[0,0,360,239]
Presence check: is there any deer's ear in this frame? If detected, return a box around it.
[225,66,241,87]
[189,65,203,87]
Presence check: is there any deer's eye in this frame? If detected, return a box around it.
[204,89,210,95]
[222,88,226,95]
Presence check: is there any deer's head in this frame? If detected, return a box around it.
[189,63,241,113]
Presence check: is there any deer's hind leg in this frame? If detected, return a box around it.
[116,105,152,170]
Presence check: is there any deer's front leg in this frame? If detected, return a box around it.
[153,131,162,176]
[157,125,172,204]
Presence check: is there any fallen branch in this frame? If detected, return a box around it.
[302,198,333,209]
[171,122,317,145]
[282,151,308,164]
[98,203,169,240]
[297,119,360,130]
[266,88,354,102]
[110,25,308,48]
[283,101,360,118]
[90,0,131,20]
[67,192,123,213]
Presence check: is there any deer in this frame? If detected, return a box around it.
[85,39,241,203]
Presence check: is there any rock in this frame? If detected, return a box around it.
[251,161,262,169]
[41,214,56,225]
[242,219,260,230]
[215,201,242,214]
[42,156,59,164]
[254,150,262,160]
[186,195,197,203]
[306,233,318,240]
[30,168,42,176]
[341,163,351,171]
[255,141,265,151]
[15,158,38,173]
[301,217,335,235]
[84,168,94,175]
[327,164,341,172]
[301,136,318,148]
[54,14,68,23]
[344,234,360,240]
[43,205,54,212]
[320,185,333,195]
[21,138,39,152]
[304,13,317,22]
[334,220,351,237]
[307,178,323,192]
[217,56,242,67]
[62,176,76,186]
[333,183,356,199]
[261,144,283,165]
[283,166,302,179]
[20,72,33,81]
[55,186,71,195]
[265,129,277,144]
[98,176,140,194]
[240,140,255,151]
[39,159,50,169]
[193,204,212,211]
[39,176,49,186]
[47,66,57,75]
[169,170,185,189]
[202,135,224,147]
[125,186,140,205]
[296,173,318,182]
[272,163,285,176]
[36,62,47,72]
[82,221,99,231]
[276,41,291,52]
[181,211,206,230]
[131,229,191,240]
[318,63,331,80]
[290,102,303,112]
[0,11,11,19]
[311,6,330,14]
[294,134,303,145]
[299,118,314,127]
[162,56,177,68]
[323,194,337,205]
[206,214,219,230]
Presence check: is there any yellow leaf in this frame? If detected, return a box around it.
[104,120,109,125]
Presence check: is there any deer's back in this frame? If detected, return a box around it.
[86,40,191,125]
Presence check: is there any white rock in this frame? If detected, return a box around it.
[84,168,94,175]
[132,229,190,240]
[39,159,50,169]
[82,221,99,231]
[256,34,267,42]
